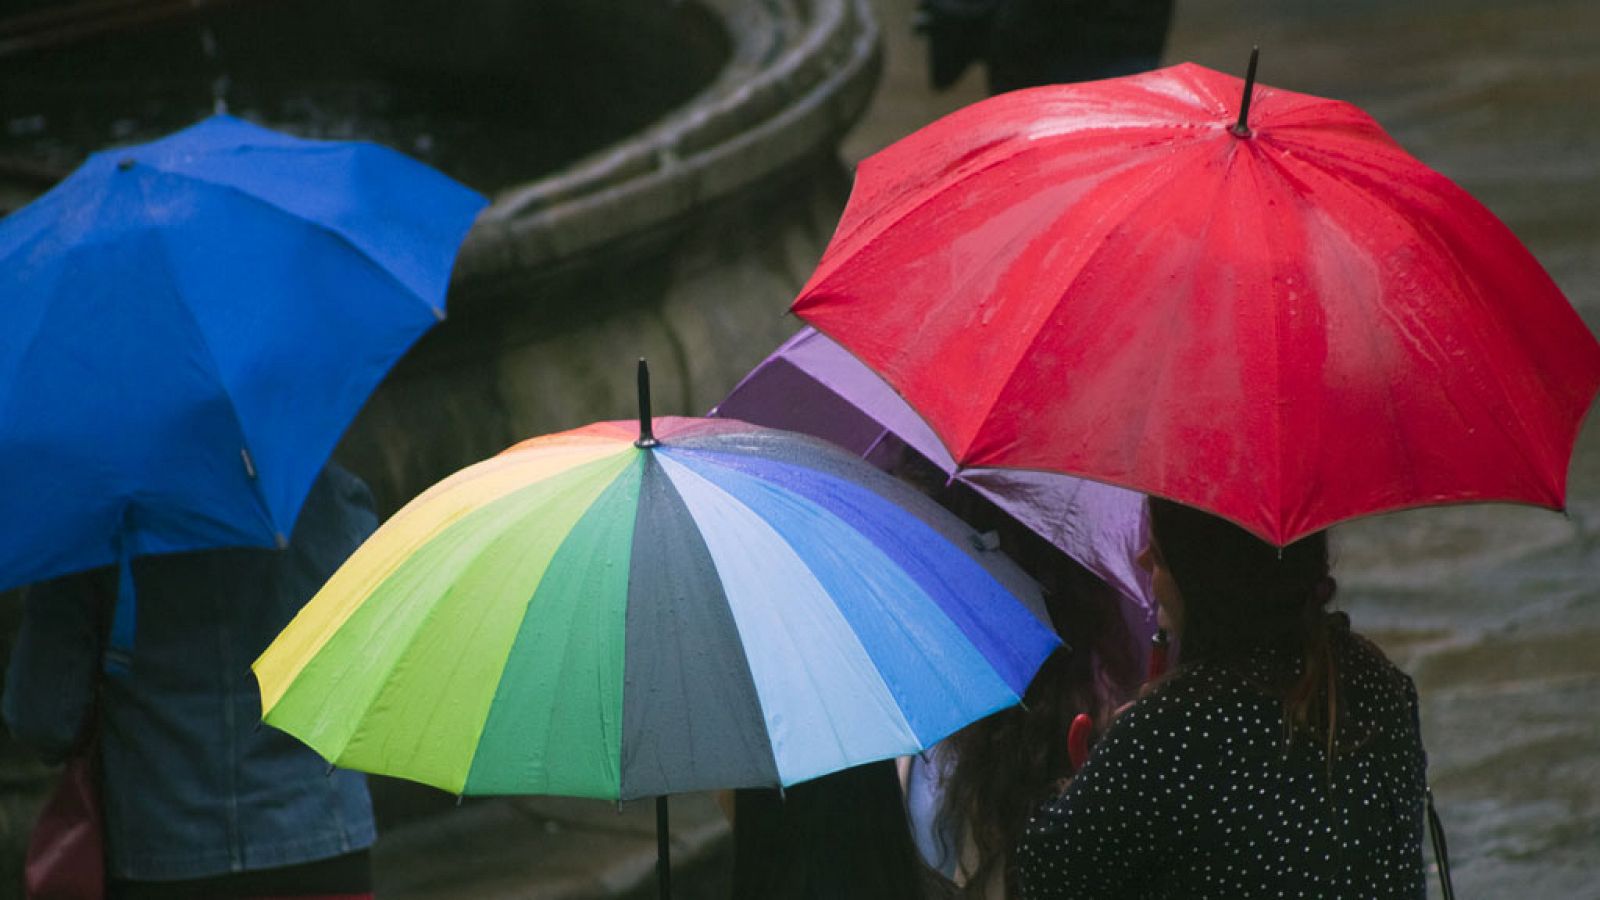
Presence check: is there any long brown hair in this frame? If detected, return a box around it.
[1146,498,1344,753]
[937,536,1137,894]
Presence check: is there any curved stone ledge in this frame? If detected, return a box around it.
[339,0,884,515]
[450,0,881,303]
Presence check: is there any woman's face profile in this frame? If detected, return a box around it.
[1136,533,1182,632]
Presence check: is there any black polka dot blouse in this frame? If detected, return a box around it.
[1015,629,1427,899]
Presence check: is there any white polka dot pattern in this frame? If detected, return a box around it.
[1015,630,1427,899]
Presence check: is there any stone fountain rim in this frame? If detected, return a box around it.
[450,0,880,292]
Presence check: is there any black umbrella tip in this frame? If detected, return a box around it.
[1232,46,1261,138]
[117,158,135,171]
[635,358,659,448]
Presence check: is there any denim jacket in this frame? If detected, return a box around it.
[3,465,377,881]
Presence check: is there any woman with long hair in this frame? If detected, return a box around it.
[1014,498,1428,898]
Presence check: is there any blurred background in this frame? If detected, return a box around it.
[0,0,1594,896]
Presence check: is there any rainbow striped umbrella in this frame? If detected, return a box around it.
[253,406,1057,806]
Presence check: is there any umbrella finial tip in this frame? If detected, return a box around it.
[118,158,135,171]
[1232,46,1261,138]
[635,358,658,448]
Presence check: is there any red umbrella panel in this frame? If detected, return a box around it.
[792,61,1600,546]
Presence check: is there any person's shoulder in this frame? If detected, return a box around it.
[1334,627,1422,735]
[1098,666,1228,742]
[1336,628,1416,691]
[1139,659,1267,714]
[1102,662,1285,760]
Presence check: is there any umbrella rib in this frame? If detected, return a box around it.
[276,512,468,772]
[1246,143,1421,529]
[1132,145,1253,523]
[654,453,909,781]
[617,455,783,798]
[1261,143,1556,497]
[809,127,1204,293]
[1235,145,1289,533]
[0,182,122,453]
[965,139,1224,472]
[137,180,285,541]
[458,457,638,795]
[667,447,1046,761]
[330,462,623,789]
[0,243,65,446]
[408,574,525,792]
[149,162,450,319]
[802,137,1219,469]
[817,139,1216,470]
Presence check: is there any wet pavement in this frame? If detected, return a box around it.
[375,794,730,900]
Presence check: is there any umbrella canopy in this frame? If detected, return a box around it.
[713,325,1154,642]
[0,114,487,591]
[254,414,1058,800]
[792,61,1600,545]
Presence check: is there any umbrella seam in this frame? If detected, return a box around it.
[1257,140,1554,510]
[616,454,782,800]
[506,457,638,797]
[805,124,1210,304]
[655,452,916,783]
[272,451,631,788]
[663,448,1024,752]
[257,442,631,714]
[0,180,123,471]
[800,129,1192,389]
[963,138,1225,477]
[1234,142,1290,537]
[138,171,286,541]
[397,453,635,794]
[138,156,452,319]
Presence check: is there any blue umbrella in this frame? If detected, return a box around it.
[0,114,486,608]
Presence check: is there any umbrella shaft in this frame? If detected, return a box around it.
[656,795,671,899]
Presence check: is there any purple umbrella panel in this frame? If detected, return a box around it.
[713,326,1156,651]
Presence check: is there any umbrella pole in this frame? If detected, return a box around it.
[656,795,672,899]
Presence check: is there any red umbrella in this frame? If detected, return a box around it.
[793,57,1600,546]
